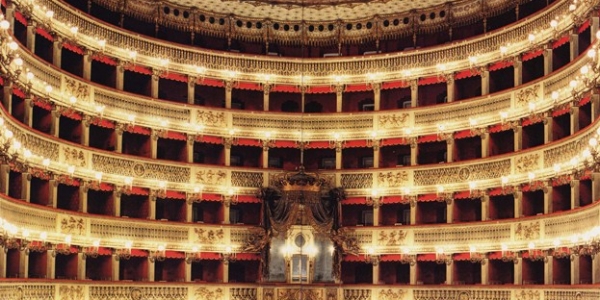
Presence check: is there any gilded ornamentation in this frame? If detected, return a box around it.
[231,171,263,188]
[515,154,540,173]
[193,228,224,244]
[64,78,90,102]
[194,287,223,300]
[378,113,409,129]
[516,85,539,107]
[378,230,407,246]
[230,287,257,300]
[58,285,84,300]
[515,222,540,240]
[380,289,404,300]
[59,216,85,235]
[343,289,371,300]
[341,173,372,190]
[92,155,191,182]
[63,147,86,167]
[515,290,540,300]
[377,171,408,187]
[197,110,225,127]
[242,227,269,252]
[195,170,226,185]
[22,134,59,161]
[278,289,322,300]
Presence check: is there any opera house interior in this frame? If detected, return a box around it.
[1,0,600,299]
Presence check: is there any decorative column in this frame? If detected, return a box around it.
[544,116,553,143]
[480,67,489,96]
[513,56,523,87]
[592,172,600,202]
[481,193,490,221]
[544,183,553,214]
[410,139,418,166]
[335,85,344,113]
[570,106,580,135]
[514,187,523,217]
[151,69,160,99]
[115,124,125,153]
[543,45,553,75]
[481,132,489,158]
[0,164,8,195]
[147,259,155,282]
[571,255,580,285]
[513,125,523,152]
[26,20,36,52]
[571,179,580,209]
[48,178,58,208]
[83,50,93,81]
[409,201,417,225]
[593,255,600,283]
[591,91,600,120]
[116,61,125,91]
[262,143,269,169]
[446,199,453,224]
[2,79,12,114]
[372,141,380,168]
[544,256,553,284]
[23,97,33,127]
[77,253,86,280]
[410,80,418,108]
[372,259,380,284]
[0,249,6,277]
[187,135,195,163]
[514,257,522,284]
[47,249,56,279]
[148,193,157,220]
[445,137,454,163]
[263,84,271,111]
[79,184,88,213]
[4,2,14,34]
[481,258,489,284]
[21,172,30,202]
[52,36,62,68]
[187,76,196,105]
[570,28,579,61]
[151,129,160,159]
[445,74,455,103]
[372,83,381,111]
[81,116,91,147]
[409,262,417,284]
[185,260,192,282]
[225,80,233,109]
[592,16,600,41]
[445,261,453,284]
[222,259,230,283]
[112,255,120,281]
[113,189,121,217]
[50,106,61,138]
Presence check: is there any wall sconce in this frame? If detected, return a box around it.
[185,246,202,264]
[27,231,50,253]
[150,181,167,200]
[436,124,452,142]
[366,131,380,150]
[500,244,519,263]
[0,223,29,252]
[436,185,453,204]
[435,248,452,265]
[81,240,100,259]
[221,246,237,263]
[222,187,238,206]
[550,239,574,261]
[469,246,485,264]
[186,185,204,204]
[364,247,380,266]
[187,123,205,145]
[149,245,166,262]
[261,131,276,151]
[527,242,548,262]
[224,128,239,148]
[366,189,382,208]
[468,181,482,198]
[329,132,346,152]
[468,118,486,136]
[52,235,74,257]
[400,247,416,266]
[114,241,133,260]
[570,228,600,257]
[401,187,417,207]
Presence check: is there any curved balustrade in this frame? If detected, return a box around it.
[0,282,598,300]
[10,0,596,84]
[0,189,598,255]
[7,37,596,141]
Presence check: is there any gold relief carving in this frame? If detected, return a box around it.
[279,289,322,300]
[195,170,226,185]
[379,113,409,129]
[197,110,225,127]
[515,154,540,173]
[515,290,540,300]
[380,289,404,300]
[458,168,471,181]
[63,147,86,167]
[23,134,59,161]
[343,289,371,300]
[194,228,224,244]
[58,285,84,300]
[263,288,275,300]
[194,287,223,300]
[378,230,407,246]
[231,171,263,188]
[341,173,372,190]
[133,164,145,177]
[377,171,408,187]
[60,216,85,235]
[64,78,90,102]
[515,221,540,240]
[516,85,539,107]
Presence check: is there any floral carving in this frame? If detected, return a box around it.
[515,154,539,173]
[64,78,90,102]
[194,228,224,244]
[379,113,409,129]
[60,216,85,235]
[58,285,84,300]
[278,289,321,300]
[515,290,540,300]
[380,289,404,300]
[516,85,539,106]
[195,170,226,185]
[194,287,223,300]
[378,171,408,187]
[378,230,407,246]
[63,147,86,167]
[197,110,225,127]
[515,222,540,240]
